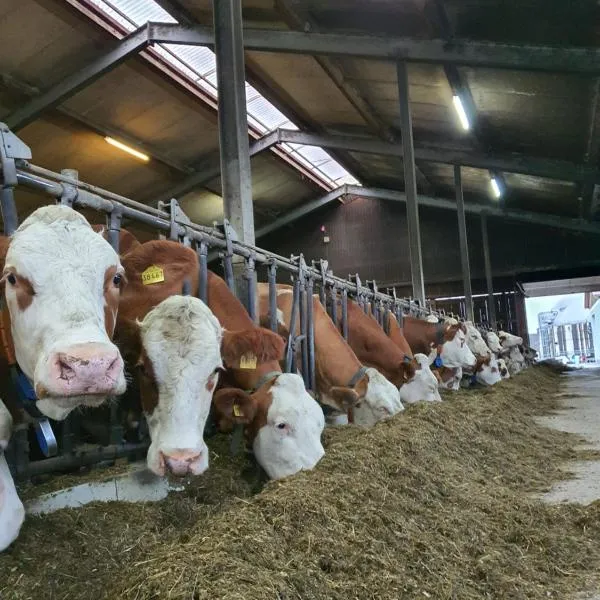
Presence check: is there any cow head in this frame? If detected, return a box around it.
[498,331,523,350]
[213,372,325,480]
[497,358,510,379]
[438,323,477,368]
[473,355,502,386]
[0,402,25,552]
[465,321,492,357]
[400,353,441,403]
[485,331,503,354]
[116,295,229,477]
[433,365,463,391]
[2,206,126,420]
[322,368,403,428]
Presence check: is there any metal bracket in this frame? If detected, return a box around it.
[218,219,239,290]
[0,123,31,186]
[158,198,191,241]
[107,208,123,253]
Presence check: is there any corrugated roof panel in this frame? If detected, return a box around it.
[87,0,360,191]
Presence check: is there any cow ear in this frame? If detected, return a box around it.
[354,374,369,399]
[322,386,360,411]
[113,317,141,365]
[213,388,257,432]
[220,328,285,368]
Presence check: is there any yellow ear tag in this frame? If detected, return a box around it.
[141,265,165,285]
[239,353,257,370]
[232,404,242,417]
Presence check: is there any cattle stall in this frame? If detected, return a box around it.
[0,123,447,482]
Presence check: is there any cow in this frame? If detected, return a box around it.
[468,355,502,386]
[384,312,441,402]
[522,346,538,365]
[498,331,523,350]
[485,331,503,355]
[401,317,477,369]
[497,358,510,379]
[433,366,462,391]
[117,240,325,480]
[0,205,127,420]
[258,284,403,427]
[0,401,24,552]
[506,346,526,376]
[464,321,493,357]
[0,205,128,552]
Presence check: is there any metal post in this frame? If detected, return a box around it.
[306,276,316,392]
[213,0,254,247]
[107,209,122,254]
[454,166,474,322]
[197,241,208,304]
[341,288,349,341]
[330,285,338,326]
[480,213,497,329]
[267,261,278,333]
[396,61,425,305]
[244,253,257,322]
[285,279,301,373]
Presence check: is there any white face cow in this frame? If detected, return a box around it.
[474,355,502,386]
[506,346,526,376]
[120,295,224,477]
[465,321,492,357]
[497,358,510,379]
[499,331,523,350]
[438,324,477,369]
[400,354,442,403]
[0,402,24,552]
[486,331,503,354]
[3,206,126,420]
[354,367,404,426]
[214,372,326,480]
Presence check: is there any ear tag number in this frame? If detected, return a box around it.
[233,404,242,417]
[239,354,257,370]
[142,265,165,285]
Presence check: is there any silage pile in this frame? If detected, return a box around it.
[3,365,600,600]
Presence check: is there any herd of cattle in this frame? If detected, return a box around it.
[0,205,537,552]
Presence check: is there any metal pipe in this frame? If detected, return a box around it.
[341,288,349,340]
[455,165,474,322]
[1,185,18,235]
[396,61,425,305]
[306,276,316,392]
[330,285,338,326]
[223,253,235,290]
[299,279,309,388]
[15,442,149,479]
[268,262,278,333]
[480,214,497,329]
[244,255,257,322]
[197,241,208,303]
[285,278,301,373]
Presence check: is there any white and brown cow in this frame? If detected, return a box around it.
[0,205,128,552]
[259,284,403,427]
[117,240,325,480]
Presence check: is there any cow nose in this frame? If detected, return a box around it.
[161,450,202,477]
[45,343,124,397]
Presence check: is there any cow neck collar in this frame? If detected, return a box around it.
[435,322,447,346]
[346,365,368,424]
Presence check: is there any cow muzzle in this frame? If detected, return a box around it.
[38,342,125,399]
[160,449,206,477]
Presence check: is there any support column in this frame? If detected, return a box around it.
[480,213,497,329]
[454,165,474,322]
[396,61,425,305]
[213,0,254,243]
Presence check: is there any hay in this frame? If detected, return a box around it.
[3,365,600,600]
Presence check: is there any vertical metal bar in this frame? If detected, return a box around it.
[244,255,257,322]
[330,285,338,326]
[0,187,18,235]
[396,61,425,305]
[223,253,235,291]
[299,280,309,388]
[107,210,122,254]
[306,276,316,392]
[285,279,301,373]
[480,213,497,329]
[213,0,254,246]
[268,261,278,333]
[341,288,349,341]
[454,165,474,322]
[197,241,208,304]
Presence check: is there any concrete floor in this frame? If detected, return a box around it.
[536,368,600,506]
[535,368,600,600]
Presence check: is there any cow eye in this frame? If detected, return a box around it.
[6,273,16,286]
[113,273,123,286]
[276,422,287,430]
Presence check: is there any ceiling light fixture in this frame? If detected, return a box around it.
[105,137,150,162]
[452,95,470,131]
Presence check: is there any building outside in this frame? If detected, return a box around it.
[536,295,594,361]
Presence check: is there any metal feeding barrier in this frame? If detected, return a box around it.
[0,122,442,481]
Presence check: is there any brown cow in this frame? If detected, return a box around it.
[116,240,325,480]
[257,284,404,427]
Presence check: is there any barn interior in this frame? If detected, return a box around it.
[1,0,599,338]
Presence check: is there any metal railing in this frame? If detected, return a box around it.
[0,122,447,480]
